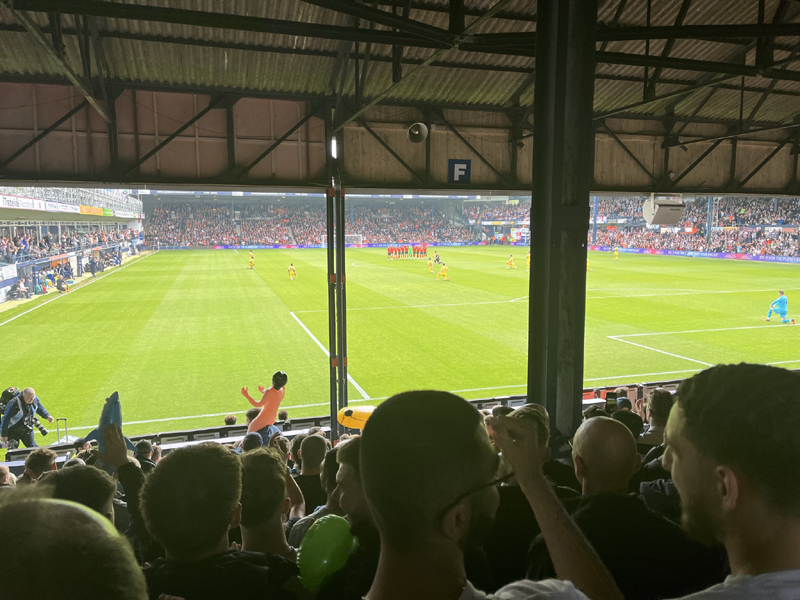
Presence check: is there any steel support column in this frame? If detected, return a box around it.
[324,108,340,439]
[334,162,349,416]
[527,0,596,437]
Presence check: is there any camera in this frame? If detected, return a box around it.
[32,417,48,437]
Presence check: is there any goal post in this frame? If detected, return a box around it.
[321,234,363,248]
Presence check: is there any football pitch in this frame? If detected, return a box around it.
[2,246,799,445]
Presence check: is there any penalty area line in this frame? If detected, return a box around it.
[0,251,156,329]
[289,311,371,400]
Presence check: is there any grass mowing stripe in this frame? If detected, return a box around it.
[0,252,156,327]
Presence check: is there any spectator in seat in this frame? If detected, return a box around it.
[245,407,280,447]
[316,436,381,600]
[289,433,307,474]
[361,391,622,600]
[43,464,117,523]
[240,448,297,561]
[20,447,57,485]
[293,434,328,513]
[662,363,800,596]
[0,464,13,489]
[639,388,672,447]
[527,416,727,599]
[482,404,580,590]
[611,409,644,440]
[615,397,633,411]
[491,405,514,418]
[141,443,304,599]
[224,414,237,425]
[0,497,148,600]
[242,432,264,453]
[63,457,86,468]
[278,409,289,422]
[582,405,608,421]
[289,446,344,547]
[73,437,91,454]
[135,440,157,474]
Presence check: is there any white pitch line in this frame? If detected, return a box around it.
[584,369,702,381]
[0,252,156,329]
[768,359,800,365]
[616,323,795,337]
[608,336,713,367]
[66,383,533,431]
[588,287,800,301]
[509,295,528,302]
[289,311,371,400]
[234,249,239,255]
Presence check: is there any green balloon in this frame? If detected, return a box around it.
[297,514,358,593]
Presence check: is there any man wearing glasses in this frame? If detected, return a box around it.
[360,390,621,600]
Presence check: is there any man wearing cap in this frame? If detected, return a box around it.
[135,440,158,474]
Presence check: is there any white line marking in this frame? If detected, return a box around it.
[0,252,156,328]
[289,311,371,400]
[234,249,239,255]
[608,336,714,367]
[67,401,333,432]
[768,359,800,365]
[509,295,528,302]
[616,324,794,337]
[585,369,702,381]
[588,287,800,301]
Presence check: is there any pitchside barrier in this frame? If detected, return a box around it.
[1,378,693,475]
[149,242,527,250]
[588,245,800,264]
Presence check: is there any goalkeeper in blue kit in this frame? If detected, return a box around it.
[765,290,795,324]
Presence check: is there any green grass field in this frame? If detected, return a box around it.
[2,247,799,447]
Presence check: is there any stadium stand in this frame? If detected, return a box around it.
[2,365,800,599]
[145,203,479,246]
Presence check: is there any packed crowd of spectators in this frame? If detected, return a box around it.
[594,227,800,256]
[1,229,136,264]
[346,205,470,244]
[591,197,646,222]
[240,204,293,245]
[146,203,476,246]
[2,363,799,600]
[462,202,531,222]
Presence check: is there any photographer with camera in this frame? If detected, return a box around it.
[1,387,55,449]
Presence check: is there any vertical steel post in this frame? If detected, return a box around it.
[324,107,340,439]
[527,0,597,437]
[706,196,713,244]
[334,175,349,413]
[592,196,598,244]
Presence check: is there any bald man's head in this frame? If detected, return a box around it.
[0,497,147,599]
[572,417,641,495]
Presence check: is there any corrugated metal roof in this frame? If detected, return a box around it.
[2,0,800,124]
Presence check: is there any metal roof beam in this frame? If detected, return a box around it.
[301,0,453,44]
[599,121,658,185]
[12,0,449,49]
[664,121,800,147]
[0,99,88,172]
[599,23,800,42]
[644,0,693,98]
[355,117,427,185]
[373,1,536,22]
[121,94,230,179]
[3,2,110,123]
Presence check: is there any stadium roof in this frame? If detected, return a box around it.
[3,0,800,125]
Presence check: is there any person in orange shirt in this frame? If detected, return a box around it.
[241,371,288,444]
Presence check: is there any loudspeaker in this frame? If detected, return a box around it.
[407,123,428,143]
[642,195,686,226]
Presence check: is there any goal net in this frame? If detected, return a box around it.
[321,234,363,248]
